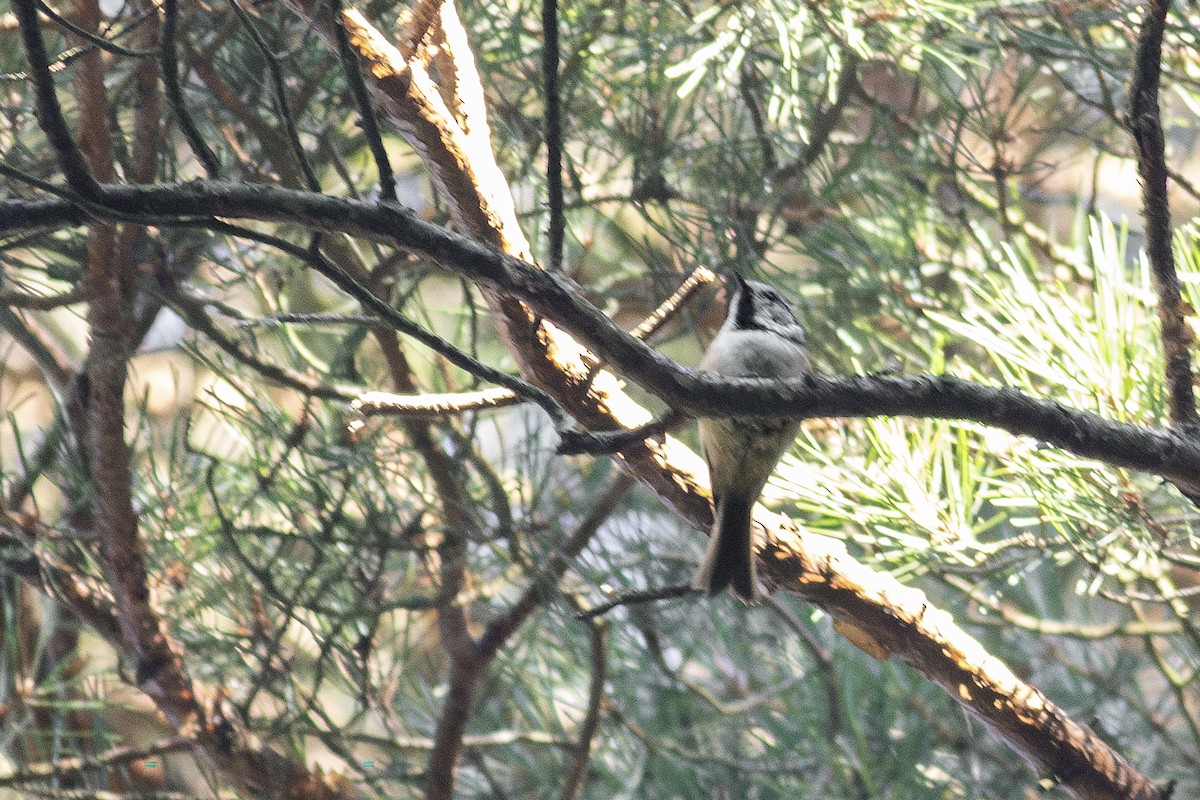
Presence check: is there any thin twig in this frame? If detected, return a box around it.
[226,0,321,191]
[738,60,776,175]
[542,0,564,271]
[629,265,717,341]
[777,50,859,184]
[12,0,102,197]
[944,573,1183,638]
[0,306,72,387]
[556,410,684,455]
[0,284,85,309]
[421,469,634,800]
[560,620,606,800]
[34,0,157,58]
[577,584,699,619]
[332,0,396,202]
[236,311,381,328]
[161,0,220,177]
[0,735,195,785]
[353,387,522,416]
[0,1,159,80]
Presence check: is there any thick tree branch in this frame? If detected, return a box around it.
[69,0,202,741]
[5,187,1200,494]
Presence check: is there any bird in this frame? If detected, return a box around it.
[693,271,809,601]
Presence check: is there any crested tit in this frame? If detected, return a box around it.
[693,272,808,601]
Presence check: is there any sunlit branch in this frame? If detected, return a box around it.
[353,387,521,417]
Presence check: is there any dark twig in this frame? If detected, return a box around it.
[161,0,220,177]
[771,49,858,189]
[576,584,699,619]
[0,305,72,387]
[0,1,159,81]
[34,0,157,59]
[556,410,684,455]
[738,60,776,175]
[1129,0,1197,430]
[542,0,565,271]
[11,0,102,198]
[0,284,87,309]
[331,0,396,202]
[226,0,321,192]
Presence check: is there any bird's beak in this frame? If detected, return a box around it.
[730,270,748,292]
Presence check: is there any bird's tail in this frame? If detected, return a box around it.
[692,494,757,602]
